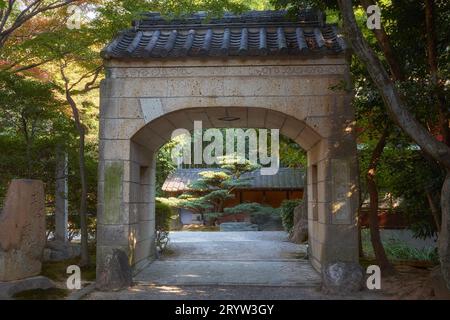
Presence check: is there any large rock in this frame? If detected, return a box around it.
[0,276,55,299]
[43,240,81,262]
[96,249,132,291]
[0,180,46,281]
[322,262,363,295]
[290,202,308,244]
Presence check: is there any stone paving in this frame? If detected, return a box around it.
[134,231,320,287]
[86,284,386,300]
[86,231,385,300]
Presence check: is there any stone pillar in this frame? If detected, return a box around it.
[306,92,360,272]
[96,78,155,290]
[133,154,157,272]
[55,150,68,242]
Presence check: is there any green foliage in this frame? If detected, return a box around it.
[361,230,439,263]
[155,200,173,231]
[279,135,307,168]
[157,196,183,207]
[358,143,443,239]
[275,0,450,243]
[383,242,439,264]
[1,0,447,270]
[202,189,232,201]
[280,199,302,233]
[155,200,173,253]
[189,171,231,192]
[224,202,280,227]
[0,70,98,241]
[180,197,214,214]
[218,155,260,178]
[164,156,260,224]
[0,71,73,202]
[204,212,222,221]
[225,202,279,217]
[156,141,177,196]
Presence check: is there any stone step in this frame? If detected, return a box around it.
[134,260,321,287]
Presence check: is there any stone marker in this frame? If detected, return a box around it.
[55,150,69,242]
[290,202,308,244]
[0,180,46,281]
[43,151,81,262]
[96,249,132,291]
[322,261,363,295]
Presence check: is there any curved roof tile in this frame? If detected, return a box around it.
[102,10,346,59]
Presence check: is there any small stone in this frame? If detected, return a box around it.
[322,261,363,295]
[96,249,132,291]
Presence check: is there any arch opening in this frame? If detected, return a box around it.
[97,103,359,282]
[97,9,359,288]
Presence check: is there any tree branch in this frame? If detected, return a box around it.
[68,66,102,91]
[359,0,405,81]
[425,0,449,146]
[337,0,450,170]
[0,0,76,48]
[10,57,55,73]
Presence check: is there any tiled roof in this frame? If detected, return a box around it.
[162,167,305,192]
[102,10,346,59]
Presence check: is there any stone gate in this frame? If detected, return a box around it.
[97,10,359,286]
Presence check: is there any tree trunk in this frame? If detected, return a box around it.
[439,170,450,289]
[366,127,395,275]
[337,0,450,169]
[359,0,405,82]
[63,84,90,267]
[337,0,450,288]
[77,127,90,266]
[424,0,449,146]
[426,191,441,233]
[20,114,32,177]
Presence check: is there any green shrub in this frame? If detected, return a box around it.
[384,240,439,262]
[155,200,172,231]
[224,202,278,216]
[155,200,173,253]
[360,229,439,263]
[280,199,302,233]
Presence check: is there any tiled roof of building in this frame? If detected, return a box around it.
[162,167,305,192]
[102,10,346,59]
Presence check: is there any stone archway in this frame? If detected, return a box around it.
[97,10,359,287]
